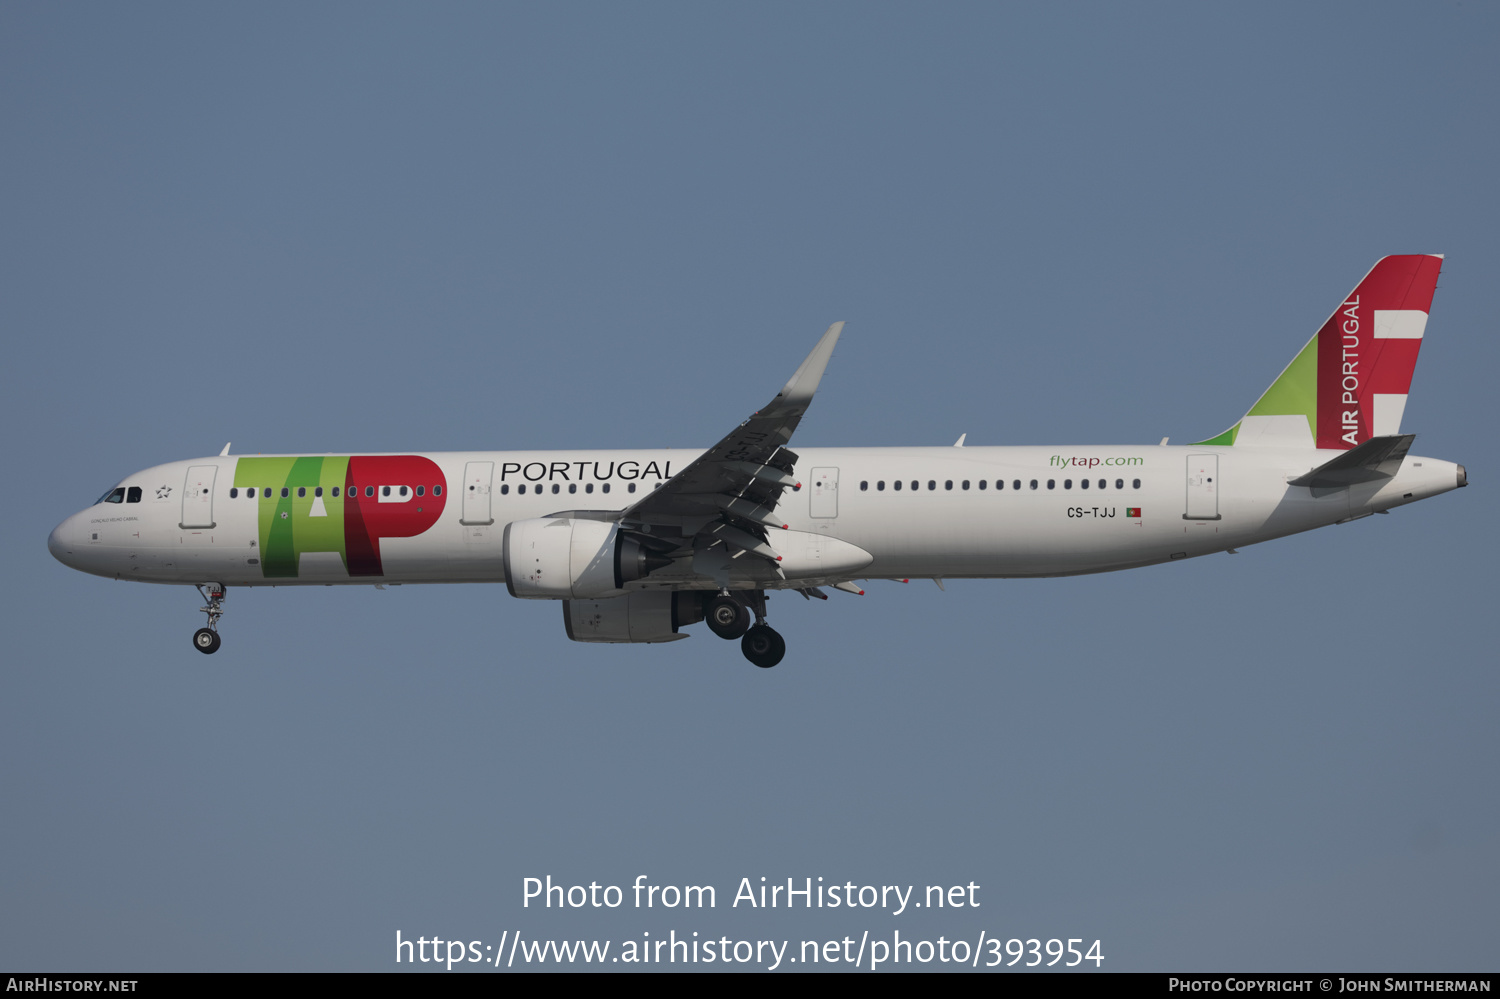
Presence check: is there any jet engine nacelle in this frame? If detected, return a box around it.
[563,591,705,644]
[503,517,671,599]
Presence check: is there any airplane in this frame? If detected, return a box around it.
[48,255,1466,668]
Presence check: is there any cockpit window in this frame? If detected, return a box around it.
[126,486,142,503]
[99,487,126,504]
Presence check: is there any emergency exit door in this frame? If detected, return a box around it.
[809,467,839,518]
[461,461,495,525]
[180,465,217,529]
[1184,455,1222,521]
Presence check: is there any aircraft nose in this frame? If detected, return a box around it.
[48,515,80,567]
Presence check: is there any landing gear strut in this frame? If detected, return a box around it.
[192,583,225,655]
[706,590,786,667]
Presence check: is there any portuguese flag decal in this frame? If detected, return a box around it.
[1126,507,1142,518]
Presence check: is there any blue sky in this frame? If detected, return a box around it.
[3,3,1496,971]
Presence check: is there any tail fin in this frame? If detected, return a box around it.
[1195,255,1443,449]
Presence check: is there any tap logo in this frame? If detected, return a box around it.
[232,455,447,578]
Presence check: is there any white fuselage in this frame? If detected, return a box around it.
[48,444,1464,588]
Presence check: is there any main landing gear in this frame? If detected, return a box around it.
[707,590,786,668]
[192,583,225,655]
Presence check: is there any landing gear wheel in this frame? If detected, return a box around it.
[706,596,751,640]
[193,628,221,654]
[741,624,786,668]
[192,583,226,655]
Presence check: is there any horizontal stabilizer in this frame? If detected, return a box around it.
[1289,434,1415,489]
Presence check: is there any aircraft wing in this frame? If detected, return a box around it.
[617,322,844,562]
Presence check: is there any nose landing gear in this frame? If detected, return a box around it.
[192,583,225,655]
[707,590,786,668]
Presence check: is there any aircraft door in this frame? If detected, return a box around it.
[180,465,217,529]
[1184,454,1222,521]
[809,467,839,518]
[461,461,495,525]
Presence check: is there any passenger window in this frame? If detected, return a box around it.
[382,486,391,497]
[1029,480,1038,490]
[552,484,560,494]
[1013,480,1021,490]
[1064,479,1072,489]
[995,480,1003,490]
[961,480,969,490]
[315,486,323,497]
[433,485,442,496]
[877,480,885,491]
[264,488,273,498]
[1115,479,1123,489]
[628,483,636,493]
[944,480,952,490]
[500,484,510,495]
[585,483,593,494]
[1098,479,1106,489]
[281,487,290,498]
[894,480,902,491]
[399,486,408,497]
[416,486,424,497]
[230,487,239,499]
[568,484,577,494]
[297,487,306,498]
[517,484,526,494]
[860,481,868,491]
[928,480,936,490]
[1133,479,1141,489]
[978,479,986,490]
[365,486,374,497]
[602,483,610,494]
[1080,479,1089,490]
[332,487,340,497]
[910,481,918,491]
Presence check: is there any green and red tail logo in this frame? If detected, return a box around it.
[1196,255,1442,450]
